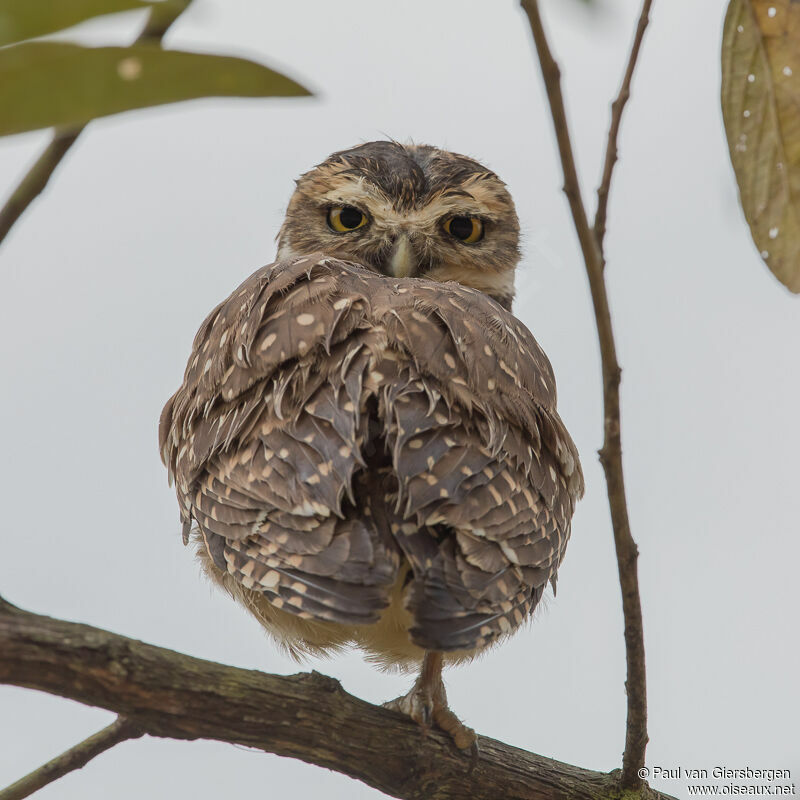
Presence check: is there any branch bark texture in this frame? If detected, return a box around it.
[0,602,675,800]
[0,0,191,249]
[520,0,652,789]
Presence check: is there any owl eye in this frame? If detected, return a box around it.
[328,205,368,232]
[444,216,483,244]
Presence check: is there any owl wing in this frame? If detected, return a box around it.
[160,254,404,625]
[160,253,583,648]
[367,279,583,650]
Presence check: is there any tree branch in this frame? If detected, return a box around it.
[593,0,653,256]
[0,601,676,800]
[0,717,143,800]
[0,0,192,250]
[0,132,80,247]
[0,593,19,613]
[520,0,651,790]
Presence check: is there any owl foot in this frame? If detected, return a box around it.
[383,685,477,750]
[383,651,477,752]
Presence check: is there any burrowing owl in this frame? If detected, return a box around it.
[160,141,583,749]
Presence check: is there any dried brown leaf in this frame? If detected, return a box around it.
[722,0,800,293]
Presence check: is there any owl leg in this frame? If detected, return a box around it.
[383,651,477,751]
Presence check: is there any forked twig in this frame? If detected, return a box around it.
[520,0,653,789]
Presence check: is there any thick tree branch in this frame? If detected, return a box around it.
[0,0,192,250]
[0,717,143,800]
[520,0,651,790]
[0,601,676,800]
[594,0,653,256]
[0,593,18,613]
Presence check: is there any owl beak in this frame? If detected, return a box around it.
[388,234,416,279]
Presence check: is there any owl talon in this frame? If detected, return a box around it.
[383,687,474,750]
[421,701,432,728]
[468,738,480,771]
[383,652,475,751]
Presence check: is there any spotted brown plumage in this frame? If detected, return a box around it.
[160,142,583,748]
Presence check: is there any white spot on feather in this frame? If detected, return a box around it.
[262,570,281,589]
[499,541,520,565]
[260,333,277,351]
[291,501,320,517]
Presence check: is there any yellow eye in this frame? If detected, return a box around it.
[327,205,368,232]
[444,216,483,244]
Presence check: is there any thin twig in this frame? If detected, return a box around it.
[0,132,81,246]
[0,0,192,250]
[593,0,653,257]
[0,717,143,800]
[520,0,651,790]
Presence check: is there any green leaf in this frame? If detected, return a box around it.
[0,42,311,136]
[0,0,166,47]
[722,0,800,293]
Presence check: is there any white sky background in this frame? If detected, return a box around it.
[1,0,798,797]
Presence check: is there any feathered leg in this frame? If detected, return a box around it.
[383,651,476,751]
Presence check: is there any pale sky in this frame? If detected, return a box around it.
[1,1,798,798]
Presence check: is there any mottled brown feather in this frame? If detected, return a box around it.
[160,253,583,661]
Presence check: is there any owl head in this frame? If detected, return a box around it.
[276,141,521,309]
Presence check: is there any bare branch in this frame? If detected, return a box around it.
[0,717,142,800]
[594,0,654,255]
[0,601,676,800]
[0,131,81,247]
[520,0,651,789]
[0,0,192,250]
